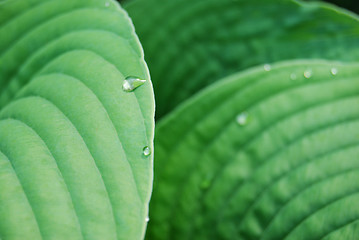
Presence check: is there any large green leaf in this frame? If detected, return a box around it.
[150,60,359,240]
[0,0,154,239]
[125,0,359,118]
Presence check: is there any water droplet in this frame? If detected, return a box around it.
[200,180,210,189]
[105,2,110,7]
[122,76,146,92]
[145,216,150,222]
[263,64,271,72]
[236,112,248,126]
[290,73,297,80]
[330,68,338,76]
[303,69,312,79]
[143,146,151,156]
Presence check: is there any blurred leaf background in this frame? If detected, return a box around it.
[304,0,359,13]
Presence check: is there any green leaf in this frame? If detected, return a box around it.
[125,0,359,118]
[0,0,154,239]
[149,60,359,240]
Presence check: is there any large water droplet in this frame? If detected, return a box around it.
[145,216,150,222]
[236,112,248,126]
[303,69,312,79]
[331,68,338,76]
[143,146,151,157]
[263,64,271,72]
[290,73,297,80]
[123,76,146,92]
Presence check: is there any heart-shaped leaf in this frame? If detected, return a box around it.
[149,60,359,240]
[125,0,359,118]
[0,0,154,239]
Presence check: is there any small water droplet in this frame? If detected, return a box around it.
[200,180,210,189]
[330,68,338,76]
[123,76,146,92]
[290,73,297,80]
[303,69,312,79]
[105,2,110,7]
[143,146,151,156]
[264,64,271,72]
[145,216,150,222]
[236,112,248,126]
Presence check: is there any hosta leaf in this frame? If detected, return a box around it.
[150,60,359,240]
[125,0,359,118]
[0,0,154,239]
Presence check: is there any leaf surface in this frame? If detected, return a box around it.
[125,0,359,118]
[0,0,155,239]
[150,60,359,240]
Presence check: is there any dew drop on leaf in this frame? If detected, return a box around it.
[331,68,338,76]
[143,146,151,156]
[105,2,110,7]
[290,73,297,80]
[263,64,271,72]
[145,216,150,222]
[200,179,210,189]
[122,76,146,92]
[236,112,248,126]
[303,69,312,79]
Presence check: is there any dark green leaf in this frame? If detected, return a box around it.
[125,0,359,118]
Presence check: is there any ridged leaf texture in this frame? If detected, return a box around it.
[150,60,359,240]
[125,0,359,118]
[0,0,154,239]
